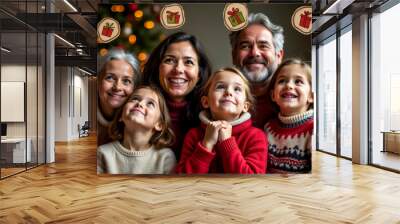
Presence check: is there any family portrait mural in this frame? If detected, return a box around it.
[96,3,313,175]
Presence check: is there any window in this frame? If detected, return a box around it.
[317,36,337,155]
[0,1,46,179]
[371,2,400,171]
[339,27,352,158]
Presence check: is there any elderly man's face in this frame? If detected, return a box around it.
[233,24,283,83]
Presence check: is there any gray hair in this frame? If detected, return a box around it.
[100,48,141,85]
[229,13,285,53]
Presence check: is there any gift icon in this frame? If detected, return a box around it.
[101,22,114,37]
[166,11,180,24]
[299,10,311,29]
[227,7,245,27]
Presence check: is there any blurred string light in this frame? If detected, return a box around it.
[111,5,124,12]
[128,3,138,12]
[123,22,132,36]
[128,35,137,45]
[99,4,162,62]
[159,34,166,41]
[99,48,108,56]
[134,10,143,19]
[138,52,147,61]
[144,21,155,30]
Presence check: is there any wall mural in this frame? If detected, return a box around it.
[96,3,312,175]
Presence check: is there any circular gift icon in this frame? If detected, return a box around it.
[291,6,312,35]
[97,17,121,43]
[223,3,248,31]
[160,4,185,29]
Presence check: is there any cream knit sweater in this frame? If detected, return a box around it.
[97,141,176,174]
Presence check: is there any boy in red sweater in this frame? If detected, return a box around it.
[176,67,267,174]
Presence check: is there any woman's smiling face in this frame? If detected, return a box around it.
[159,41,200,102]
[99,59,135,117]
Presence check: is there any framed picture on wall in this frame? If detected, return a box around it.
[1,81,25,122]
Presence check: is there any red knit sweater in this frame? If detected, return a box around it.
[175,112,267,174]
[251,93,276,129]
[167,100,191,160]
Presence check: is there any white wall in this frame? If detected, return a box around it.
[71,71,89,138]
[1,64,46,164]
[1,65,25,140]
[55,66,69,141]
[54,66,89,141]
[1,65,38,138]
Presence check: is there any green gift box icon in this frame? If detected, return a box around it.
[166,11,180,24]
[228,8,244,27]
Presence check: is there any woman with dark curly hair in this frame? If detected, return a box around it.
[143,32,212,159]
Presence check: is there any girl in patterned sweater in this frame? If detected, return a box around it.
[176,67,267,174]
[97,86,176,174]
[264,59,314,173]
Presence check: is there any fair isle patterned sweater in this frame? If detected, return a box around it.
[264,110,313,173]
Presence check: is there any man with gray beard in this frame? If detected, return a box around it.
[230,13,284,128]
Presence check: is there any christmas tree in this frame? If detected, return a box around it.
[98,4,164,67]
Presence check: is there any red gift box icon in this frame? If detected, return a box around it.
[101,22,115,37]
[299,11,311,29]
[166,11,180,24]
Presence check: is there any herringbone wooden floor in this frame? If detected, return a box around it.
[0,135,399,223]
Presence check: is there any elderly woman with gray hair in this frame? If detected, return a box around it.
[97,48,141,146]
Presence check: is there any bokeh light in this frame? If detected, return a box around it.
[111,5,125,12]
[138,52,147,61]
[128,35,137,44]
[144,21,155,30]
[134,10,143,19]
[99,48,108,56]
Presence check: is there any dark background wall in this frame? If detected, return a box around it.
[163,3,311,71]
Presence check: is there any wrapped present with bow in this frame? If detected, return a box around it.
[228,7,245,27]
[299,10,311,29]
[101,22,115,37]
[166,11,180,24]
